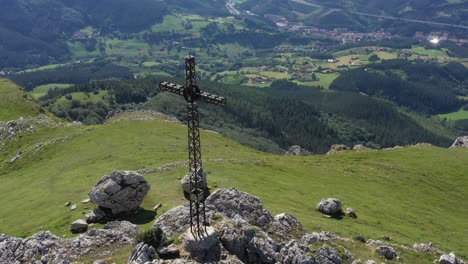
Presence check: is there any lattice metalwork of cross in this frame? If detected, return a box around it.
[159,55,226,237]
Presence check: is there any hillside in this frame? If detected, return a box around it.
[0,110,467,262]
[0,78,45,120]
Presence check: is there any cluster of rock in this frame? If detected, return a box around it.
[129,188,385,264]
[285,145,312,156]
[450,136,468,149]
[0,221,140,263]
[0,116,60,143]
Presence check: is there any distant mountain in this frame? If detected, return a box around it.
[239,0,468,34]
[0,0,168,68]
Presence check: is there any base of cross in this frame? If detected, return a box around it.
[181,226,220,262]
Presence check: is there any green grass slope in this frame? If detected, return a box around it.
[0,78,45,121]
[0,115,467,260]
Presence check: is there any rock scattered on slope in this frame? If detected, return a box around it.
[0,221,140,263]
[439,252,465,264]
[450,136,468,149]
[375,245,398,260]
[285,145,311,156]
[326,144,350,155]
[413,242,443,254]
[0,116,60,143]
[88,170,150,215]
[317,198,343,215]
[346,207,357,218]
[71,219,88,233]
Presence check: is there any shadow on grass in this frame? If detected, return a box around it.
[115,208,157,225]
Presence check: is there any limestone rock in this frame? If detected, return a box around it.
[375,245,397,260]
[302,231,337,245]
[88,170,150,215]
[127,242,158,264]
[85,207,109,223]
[128,242,158,264]
[104,221,141,238]
[71,219,88,233]
[285,145,311,156]
[153,203,163,211]
[154,205,194,237]
[70,204,77,210]
[314,246,342,264]
[353,144,369,151]
[268,213,306,242]
[346,207,357,218]
[326,144,350,155]
[317,198,343,215]
[277,240,314,264]
[206,187,273,228]
[413,242,442,254]
[181,226,220,263]
[245,231,277,264]
[180,171,208,202]
[439,252,465,264]
[65,201,71,207]
[0,221,139,263]
[450,136,468,149]
[157,244,180,259]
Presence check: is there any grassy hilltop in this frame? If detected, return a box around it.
[1,80,467,262]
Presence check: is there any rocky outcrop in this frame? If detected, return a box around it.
[150,188,352,264]
[0,116,60,143]
[206,188,273,228]
[314,246,342,264]
[277,240,314,264]
[317,198,343,215]
[182,226,221,262]
[268,213,307,242]
[88,170,150,215]
[326,144,350,155]
[128,242,158,264]
[450,136,468,149]
[285,145,311,156]
[0,221,140,263]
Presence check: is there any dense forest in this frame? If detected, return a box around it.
[330,60,467,114]
[11,61,133,90]
[37,75,456,154]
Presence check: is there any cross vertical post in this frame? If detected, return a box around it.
[159,56,226,238]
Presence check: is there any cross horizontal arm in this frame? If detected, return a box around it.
[159,81,184,97]
[198,91,227,106]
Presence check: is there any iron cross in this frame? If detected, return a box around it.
[159,55,226,237]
